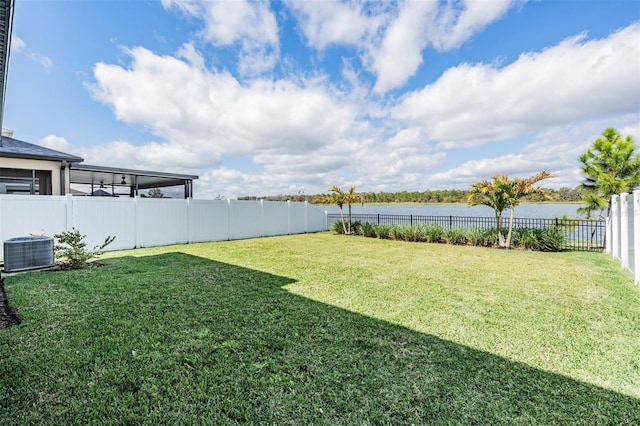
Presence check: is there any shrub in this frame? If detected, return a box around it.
[443,227,467,245]
[401,225,425,242]
[351,220,363,235]
[466,227,485,246]
[481,228,498,247]
[512,228,539,250]
[413,225,427,242]
[374,225,391,239]
[423,224,444,243]
[389,225,408,241]
[54,228,115,269]
[537,227,566,252]
[360,222,377,238]
[331,218,565,253]
[331,220,346,234]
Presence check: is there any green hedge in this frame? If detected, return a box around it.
[332,222,566,252]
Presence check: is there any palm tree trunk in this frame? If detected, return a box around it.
[339,207,347,234]
[505,207,515,248]
[496,212,506,247]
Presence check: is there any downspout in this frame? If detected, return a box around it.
[60,160,68,195]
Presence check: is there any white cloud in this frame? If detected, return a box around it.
[38,135,74,153]
[371,0,513,92]
[285,0,385,49]
[85,44,371,195]
[80,140,220,173]
[430,0,514,51]
[424,118,640,190]
[287,0,516,93]
[162,0,279,75]
[11,35,26,52]
[370,1,437,94]
[90,46,360,155]
[71,6,638,198]
[393,23,640,147]
[11,35,53,69]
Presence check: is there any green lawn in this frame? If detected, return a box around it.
[1,233,639,424]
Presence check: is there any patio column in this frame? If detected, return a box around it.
[184,180,192,198]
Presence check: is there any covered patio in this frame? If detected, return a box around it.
[69,164,198,198]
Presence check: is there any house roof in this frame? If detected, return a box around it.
[0,135,198,197]
[0,135,84,162]
[69,163,198,190]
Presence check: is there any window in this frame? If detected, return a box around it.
[0,168,52,195]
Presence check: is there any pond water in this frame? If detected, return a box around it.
[315,203,588,219]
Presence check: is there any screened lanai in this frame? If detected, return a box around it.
[69,164,198,198]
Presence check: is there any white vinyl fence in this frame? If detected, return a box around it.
[608,190,640,284]
[0,195,328,260]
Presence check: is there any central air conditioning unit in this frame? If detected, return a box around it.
[3,236,55,273]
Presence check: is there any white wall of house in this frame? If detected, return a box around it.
[0,195,328,260]
[0,157,68,195]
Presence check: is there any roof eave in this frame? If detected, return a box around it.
[0,151,84,163]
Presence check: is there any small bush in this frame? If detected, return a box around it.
[350,220,363,235]
[466,228,485,246]
[423,224,444,243]
[481,228,498,247]
[331,221,346,234]
[360,222,377,238]
[512,228,539,250]
[54,228,115,269]
[374,225,391,239]
[401,225,424,242]
[389,225,408,241]
[443,227,467,245]
[537,227,566,252]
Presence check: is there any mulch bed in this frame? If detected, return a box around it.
[0,276,21,330]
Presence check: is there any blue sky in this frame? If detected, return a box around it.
[4,0,640,199]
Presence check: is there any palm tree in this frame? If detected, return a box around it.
[467,176,510,247]
[329,186,364,234]
[328,186,347,234]
[468,172,554,248]
[502,171,555,247]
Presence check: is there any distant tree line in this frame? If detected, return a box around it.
[239,186,583,204]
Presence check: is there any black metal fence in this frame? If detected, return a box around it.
[327,213,605,252]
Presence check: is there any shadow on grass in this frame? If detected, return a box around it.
[1,252,638,424]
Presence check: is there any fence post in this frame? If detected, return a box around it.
[605,215,611,254]
[410,214,413,226]
[620,193,629,271]
[227,199,231,241]
[187,197,192,244]
[449,215,453,228]
[377,213,380,225]
[134,196,140,248]
[611,195,620,262]
[287,200,291,235]
[65,194,73,232]
[635,190,640,284]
